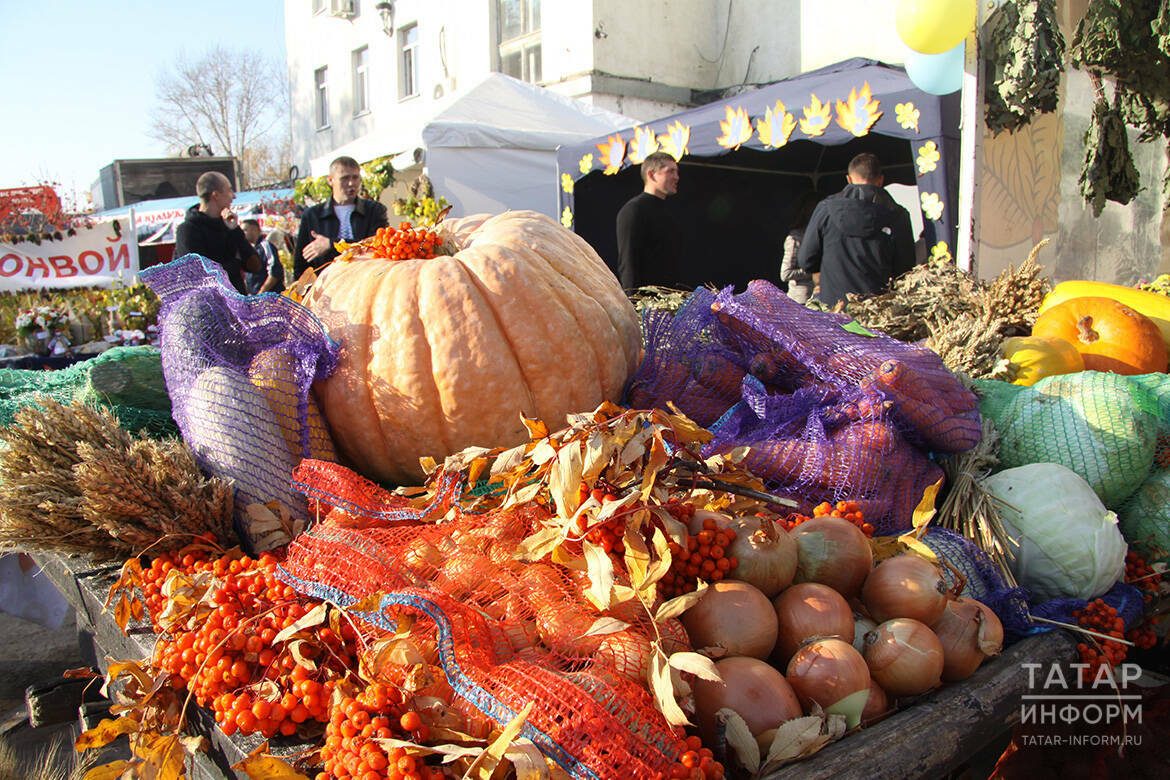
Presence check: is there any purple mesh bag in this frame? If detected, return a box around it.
[623,282,973,534]
[141,254,340,553]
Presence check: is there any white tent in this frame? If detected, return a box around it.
[421,74,633,218]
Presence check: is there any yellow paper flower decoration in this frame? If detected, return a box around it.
[835,83,883,137]
[930,241,952,262]
[578,154,594,174]
[921,192,945,221]
[561,173,574,194]
[627,126,661,165]
[657,121,691,160]
[896,102,920,132]
[716,106,753,150]
[756,100,797,149]
[561,206,573,229]
[596,135,626,175]
[916,141,940,175]
[800,94,832,137]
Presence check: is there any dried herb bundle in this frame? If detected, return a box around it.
[843,243,1051,378]
[936,418,1017,586]
[0,399,233,558]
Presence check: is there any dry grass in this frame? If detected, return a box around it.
[0,399,233,559]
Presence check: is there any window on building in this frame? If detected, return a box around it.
[314,66,330,128]
[497,0,541,83]
[352,46,369,115]
[399,24,419,99]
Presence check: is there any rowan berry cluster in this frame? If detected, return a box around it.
[1124,551,1164,603]
[666,734,725,779]
[660,511,738,599]
[148,547,360,740]
[319,682,442,780]
[1072,599,1128,683]
[782,500,873,536]
[368,223,444,261]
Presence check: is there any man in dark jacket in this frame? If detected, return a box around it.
[615,152,682,290]
[798,153,915,307]
[293,156,390,279]
[173,171,261,294]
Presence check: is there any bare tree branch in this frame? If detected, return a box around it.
[150,45,290,189]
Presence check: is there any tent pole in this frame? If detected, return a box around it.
[956,7,986,275]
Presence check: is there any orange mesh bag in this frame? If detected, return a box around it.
[278,462,685,779]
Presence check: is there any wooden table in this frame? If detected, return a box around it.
[36,552,1077,780]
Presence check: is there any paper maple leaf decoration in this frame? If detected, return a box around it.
[627,125,661,165]
[716,106,753,150]
[596,134,626,175]
[656,121,690,160]
[756,100,797,149]
[835,83,883,137]
[800,94,832,137]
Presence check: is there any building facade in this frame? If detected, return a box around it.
[284,0,907,176]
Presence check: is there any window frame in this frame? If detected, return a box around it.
[314,66,330,130]
[496,0,541,83]
[352,46,370,116]
[399,23,420,100]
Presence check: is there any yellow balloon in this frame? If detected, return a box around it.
[896,0,976,55]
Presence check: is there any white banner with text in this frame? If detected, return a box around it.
[0,215,138,291]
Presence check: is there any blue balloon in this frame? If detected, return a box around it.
[905,41,965,95]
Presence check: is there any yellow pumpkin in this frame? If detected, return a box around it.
[1001,336,1084,386]
[304,211,642,484]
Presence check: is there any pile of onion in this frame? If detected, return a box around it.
[785,638,872,728]
[771,582,854,665]
[682,580,778,659]
[791,516,873,598]
[862,618,944,697]
[861,554,950,624]
[692,656,803,742]
[930,597,1004,681]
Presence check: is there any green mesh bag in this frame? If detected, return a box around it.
[995,372,1161,508]
[1119,466,1170,565]
[0,346,177,437]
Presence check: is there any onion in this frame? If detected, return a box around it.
[861,685,889,723]
[725,517,798,597]
[930,597,1004,682]
[592,630,653,681]
[791,516,874,598]
[861,554,950,625]
[692,656,803,742]
[851,612,878,655]
[771,583,854,665]
[785,638,872,726]
[863,618,944,697]
[682,580,778,659]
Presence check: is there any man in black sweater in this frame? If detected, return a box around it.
[615,152,682,290]
[173,171,261,294]
[798,153,916,307]
[293,156,389,280]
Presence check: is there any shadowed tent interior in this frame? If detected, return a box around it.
[558,59,961,291]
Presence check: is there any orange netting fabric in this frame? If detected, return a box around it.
[279,461,684,780]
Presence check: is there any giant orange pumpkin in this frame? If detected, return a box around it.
[304,211,643,484]
[1031,296,1168,375]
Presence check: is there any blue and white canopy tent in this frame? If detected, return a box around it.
[555,59,960,290]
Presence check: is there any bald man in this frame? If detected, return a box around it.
[174,171,261,293]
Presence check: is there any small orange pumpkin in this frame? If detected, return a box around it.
[1031,296,1168,375]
